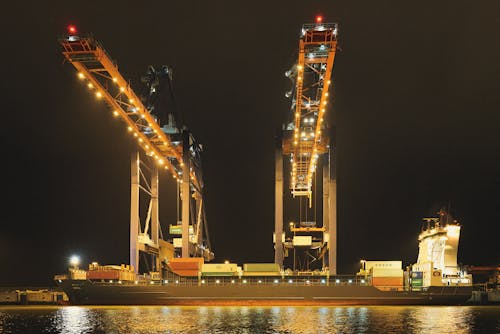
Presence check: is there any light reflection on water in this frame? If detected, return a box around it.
[0,305,499,334]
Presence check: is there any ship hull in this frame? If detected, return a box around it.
[59,280,472,306]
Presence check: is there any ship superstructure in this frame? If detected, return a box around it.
[412,209,472,287]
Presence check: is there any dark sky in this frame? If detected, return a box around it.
[1,1,499,285]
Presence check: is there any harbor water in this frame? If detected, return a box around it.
[0,305,499,333]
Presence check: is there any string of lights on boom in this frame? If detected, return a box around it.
[60,26,201,192]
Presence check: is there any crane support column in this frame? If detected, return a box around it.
[328,149,337,275]
[181,131,191,258]
[322,154,330,270]
[151,165,160,271]
[274,143,284,268]
[130,152,140,274]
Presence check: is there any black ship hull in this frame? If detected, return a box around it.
[58,280,472,306]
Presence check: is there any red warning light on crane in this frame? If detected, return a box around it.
[67,25,77,34]
[315,16,323,24]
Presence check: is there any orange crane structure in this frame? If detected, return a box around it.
[274,17,339,274]
[59,26,214,276]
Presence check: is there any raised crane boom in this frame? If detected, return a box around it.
[283,18,338,199]
[59,30,201,192]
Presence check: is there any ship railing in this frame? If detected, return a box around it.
[150,275,368,287]
[91,275,372,287]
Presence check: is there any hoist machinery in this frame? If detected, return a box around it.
[274,17,339,274]
[59,26,214,276]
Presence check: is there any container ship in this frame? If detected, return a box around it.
[55,210,473,306]
[55,21,472,305]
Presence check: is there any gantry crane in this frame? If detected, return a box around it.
[59,26,214,276]
[274,17,338,274]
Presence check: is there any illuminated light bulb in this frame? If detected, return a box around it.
[145,145,149,149]
[113,111,119,117]
[323,100,327,105]
[180,162,184,167]
[298,76,302,81]
[138,138,143,143]
[127,126,133,132]
[77,72,85,79]
[120,87,125,92]
[321,109,325,113]
[112,77,117,83]
[141,114,145,119]
[129,98,134,103]
[327,80,331,85]
[158,159,164,165]
[164,166,169,170]
[294,141,298,145]
[95,91,102,98]
[297,65,303,71]
[295,112,300,117]
[133,133,138,137]
[87,83,93,89]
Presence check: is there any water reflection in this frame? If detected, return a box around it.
[0,305,498,333]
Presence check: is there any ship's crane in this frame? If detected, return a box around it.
[59,26,214,276]
[274,17,339,274]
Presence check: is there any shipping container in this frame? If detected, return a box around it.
[69,269,87,280]
[372,268,404,278]
[412,278,423,286]
[411,271,423,279]
[169,225,194,235]
[242,271,281,276]
[201,263,237,273]
[201,272,235,277]
[87,270,120,280]
[0,291,18,303]
[364,261,402,271]
[171,269,199,277]
[243,263,280,272]
[26,290,56,303]
[372,276,403,287]
[293,236,312,246]
[168,258,204,273]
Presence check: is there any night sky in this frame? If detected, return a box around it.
[1,1,499,286]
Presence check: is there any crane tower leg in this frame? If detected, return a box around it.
[151,165,160,271]
[328,149,337,275]
[130,152,140,274]
[181,131,191,258]
[274,144,284,268]
[322,156,330,270]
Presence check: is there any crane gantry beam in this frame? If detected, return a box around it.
[284,20,338,198]
[59,33,202,193]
